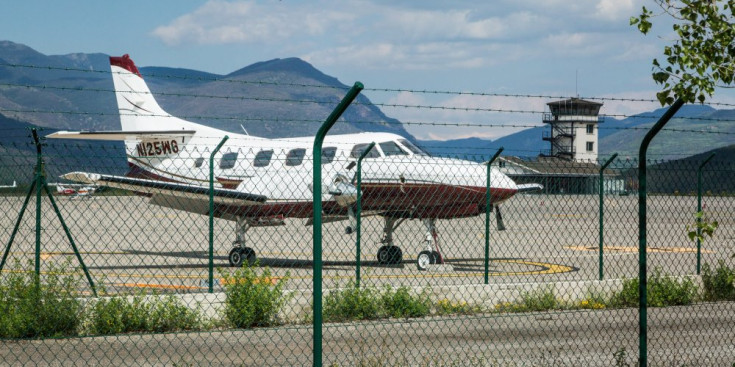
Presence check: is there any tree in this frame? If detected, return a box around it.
[630,0,735,105]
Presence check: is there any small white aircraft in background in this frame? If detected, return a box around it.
[48,54,541,270]
[55,183,97,197]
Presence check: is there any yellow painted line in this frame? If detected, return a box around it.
[114,283,203,290]
[565,245,713,254]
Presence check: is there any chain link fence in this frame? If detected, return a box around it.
[0,134,733,366]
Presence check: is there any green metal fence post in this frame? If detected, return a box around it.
[484,147,503,285]
[598,153,617,281]
[209,135,229,293]
[42,180,98,297]
[638,98,684,367]
[0,180,36,272]
[313,82,363,367]
[696,152,715,275]
[33,129,42,279]
[355,141,375,289]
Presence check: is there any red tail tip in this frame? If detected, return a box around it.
[110,54,142,78]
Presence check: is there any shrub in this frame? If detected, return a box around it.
[219,264,289,328]
[611,269,698,307]
[0,260,83,338]
[324,281,382,322]
[380,285,432,319]
[701,261,735,301]
[86,293,203,335]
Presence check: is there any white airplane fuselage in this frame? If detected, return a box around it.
[48,54,530,269]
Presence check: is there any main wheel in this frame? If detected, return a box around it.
[228,247,243,267]
[417,250,432,271]
[388,246,403,264]
[430,251,442,264]
[377,246,391,264]
[242,247,257,266]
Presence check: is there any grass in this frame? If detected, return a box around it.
[610,268,698,308]
[218,263,290,328]
[2,257,733,340]
[323,282,432,323]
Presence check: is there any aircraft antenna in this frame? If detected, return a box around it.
[240,124,249,135]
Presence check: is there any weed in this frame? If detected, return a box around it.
[380,285,432,318]
[0,259,83,338]
[495,286,562,313]
[219,263,289,328]
[435,298,482,315]
[701,260,735,301]
[323,281,382,322]
[611,269,698,307]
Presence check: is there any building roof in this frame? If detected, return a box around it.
[546,97,603,107]
[498,156,618,177]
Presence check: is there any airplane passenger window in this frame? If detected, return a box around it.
[253,150,273,167]
[379,141,408,156]
[286,148,306,166]
[194,157,205,168]
[219,152,238,169]
[322,147,337,164]
[398,139,428,156]
[350,144,380,159]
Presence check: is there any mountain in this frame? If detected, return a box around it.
[0,41,411,139]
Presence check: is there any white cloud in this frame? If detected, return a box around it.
[595,0,636,21]
[151,0,353,45]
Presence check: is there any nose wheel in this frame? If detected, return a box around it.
[416,250,441,271]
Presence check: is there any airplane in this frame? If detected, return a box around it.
[54,183,97,197]
[48,54,542,271]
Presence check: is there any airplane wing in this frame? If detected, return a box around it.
[47,130,196,141]
[517,183,543,193]
[61,172,267,206]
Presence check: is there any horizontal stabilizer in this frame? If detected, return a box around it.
[517,183,543,193]
[61,172,267,205]
[47,130,196,141]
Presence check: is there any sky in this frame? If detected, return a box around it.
[1,0,734,140]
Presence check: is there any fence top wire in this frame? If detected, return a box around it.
[3,61,735,108]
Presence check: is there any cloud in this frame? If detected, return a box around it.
[151,0,353,45]
[595,0,637,21]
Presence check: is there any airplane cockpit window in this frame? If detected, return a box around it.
[398,139,428,156]
[286,148,306,166]
[322,147,337,164]
[219,152,238,169]
[350,143,380,159]
[379,141,408,156]
[253,150,273,167]
[194,157,205,168]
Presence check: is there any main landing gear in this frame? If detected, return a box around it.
[376,217,404,265]
[228,217,256,267]
[374,217,445,271]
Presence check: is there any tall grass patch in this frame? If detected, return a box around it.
[0,260,83,338]
[219,264,290,328]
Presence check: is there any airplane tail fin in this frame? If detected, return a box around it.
[110,54,205,133]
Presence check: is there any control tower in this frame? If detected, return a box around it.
[541,98,603,162]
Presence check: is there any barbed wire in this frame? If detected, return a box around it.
[2,62,735,107]
[2,81,735,123]
[2,107,735,137]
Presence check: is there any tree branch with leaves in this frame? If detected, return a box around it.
[631,0,735,105]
